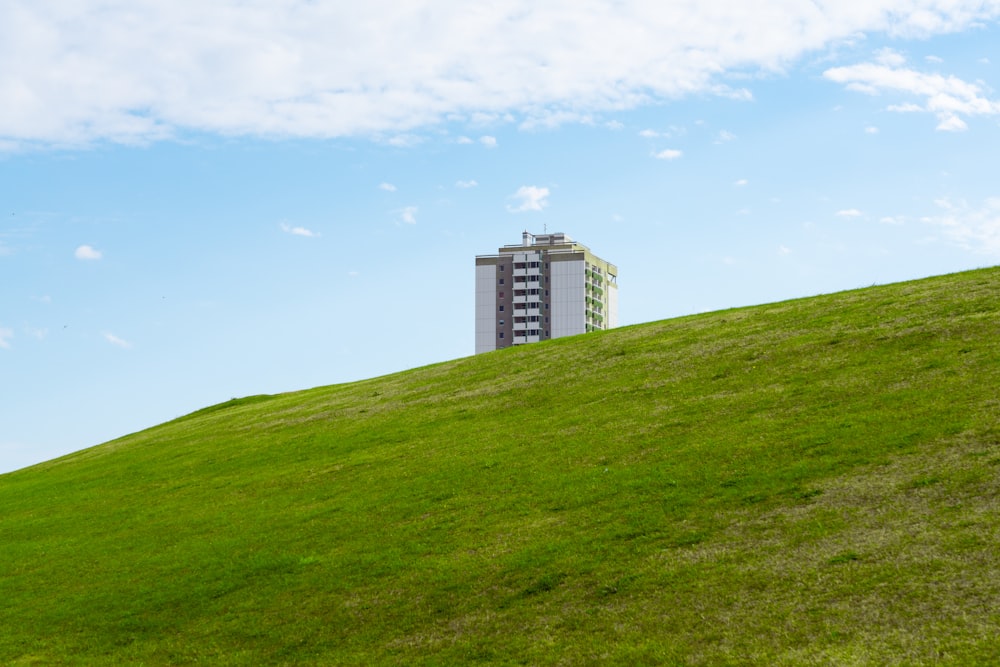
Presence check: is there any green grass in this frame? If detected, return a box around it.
[2,267,999,665]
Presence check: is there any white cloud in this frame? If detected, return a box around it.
[638,129,660,138]
[836,208,863,217]
[605,120,624,130]
[874,47,907,67]
[924,197,1000,255]
[25,326,48,340]
[378,182,397,192]
[734,178,748,187]
[280,222,319,237]
[925,55,944,64]
[456,179,478,188]
[347,270,360,277]
[716,130,736,143]
[74,244,102,260]
[456,136,474,144]
[0,327,12,349]
[479,135,497,148]
[385,134,423,147]
[5,2,1000,148]
[865,125,880,134]
[399,206,418,224]
[507,186,549,213]
[824,55,1000,130]
[778,245,792,255]
[936,114,968,131]
[653,149,683,160]
[104,332,132,349]
[880,215,905,225]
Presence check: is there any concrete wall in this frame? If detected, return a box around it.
[550,258,585,338]
[475,263,497,353]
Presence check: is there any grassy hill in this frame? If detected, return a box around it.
[2,267,999,665]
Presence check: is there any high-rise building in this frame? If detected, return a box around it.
[475,232,618,353]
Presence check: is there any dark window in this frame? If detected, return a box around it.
[499,304,505,312]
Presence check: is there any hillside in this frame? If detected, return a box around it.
[2,267,999,665]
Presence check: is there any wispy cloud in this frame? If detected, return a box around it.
[734,179,748,187]
[5,2,997,148]
[104,332,132,349]
[385,134,423,148]
[74,245,102,260]
[0,327,12,349]
[378,182,397,192]
[507,186,549,213]
[280,222,320,237]
[824,50,1000,131]
[653,149,683,161]
[479,135,498,148]
[399,206,418,224]
[924,197,1000,256]
[456,179,478,189]
[836,209,863,218]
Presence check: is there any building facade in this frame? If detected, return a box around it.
[475,232,618,353]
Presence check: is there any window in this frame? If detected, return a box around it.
[499,332,505,339]
[499,264,505,272]
[499,319,505,326]
[499,304,505,312]
[498,278,504,285]
[498,292,504,299]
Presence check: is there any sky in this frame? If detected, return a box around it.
[3,1,1000,474]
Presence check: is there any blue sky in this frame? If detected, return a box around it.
[2,1,1000,473]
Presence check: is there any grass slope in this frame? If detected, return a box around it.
[2,267,1000,665]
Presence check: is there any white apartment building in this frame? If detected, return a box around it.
[475,232,618,353]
